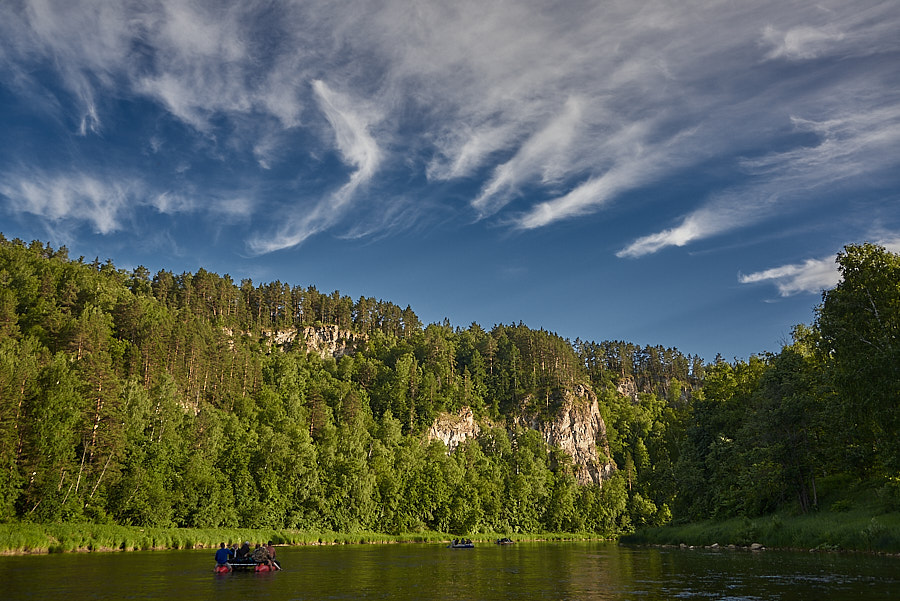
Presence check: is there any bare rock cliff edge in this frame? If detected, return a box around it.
[429,383,616,487]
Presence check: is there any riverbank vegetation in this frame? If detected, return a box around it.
[0,235,657,537]
[0,522,600,554]
[1,235,899,555]
[624,475,900,553]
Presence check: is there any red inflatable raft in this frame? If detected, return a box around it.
[215,558,281,573]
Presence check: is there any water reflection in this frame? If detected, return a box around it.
[3,541,898,600]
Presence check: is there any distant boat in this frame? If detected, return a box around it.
[495,537,515,545]
[448,539,475,548]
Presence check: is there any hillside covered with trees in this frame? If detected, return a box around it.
[1,234,898,541]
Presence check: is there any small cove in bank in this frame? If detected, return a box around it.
[4,540,899,600]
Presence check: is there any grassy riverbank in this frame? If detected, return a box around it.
[0,523,601,555]
[624,477,900,554]
[623,512,900,554]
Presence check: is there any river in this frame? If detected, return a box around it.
[3,541,897,600]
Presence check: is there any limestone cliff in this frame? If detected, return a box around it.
[427,384,616,487]
[525,383,616,486]
[261,325,364,358]
[616,375,694,405]
[426,407,480,453]
[616,377,640,402]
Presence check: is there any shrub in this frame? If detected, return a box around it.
[830,499,852,513]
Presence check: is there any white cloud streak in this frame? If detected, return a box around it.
[2,0,899,252]
[617,101,900,257]
[738,256,840,296]
[472,96,584,218]
[247,80,383,253]
[738,236,900,296]
[616,196,770,258]
[0,168,256,235]
[0,172,138,234]
[152,190,253,218]
[312,80,382,186]
[761,24,846,61]
[3,0,306,133]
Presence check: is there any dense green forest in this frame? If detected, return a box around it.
[1,234,898,540]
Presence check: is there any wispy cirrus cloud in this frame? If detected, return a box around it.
[2,1,306,134]
[426,123,518,183]
[760,3,900,63]
[616,193,771,259]
[0,171,138,234]
[521,162,645,232]
[519,121,701,231]
[248,80,383,254]
[761,24,846,61]
[0,167,256,236]
[152,190,253,218]
[312,80,382,187]
[617,100,900,258]
[472,97,584,218]
[9,0,132,134]
[738,236,900,296]
[738,256,840,296]
[2,0,899,255]
[744,108,900,184]
[132,1,307,132]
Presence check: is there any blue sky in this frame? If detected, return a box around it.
[2,0,899,362]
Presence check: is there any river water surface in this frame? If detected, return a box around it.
[3,541,897,600]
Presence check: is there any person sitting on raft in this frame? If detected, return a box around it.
[215,542,233,569]
[251,543,274,568]
[236,541,251,559]
[266,541,276,560]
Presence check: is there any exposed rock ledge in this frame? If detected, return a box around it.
[428,384,616,487]
[262,325,365,358]
[427,407,480,453]
[525,384,616,486]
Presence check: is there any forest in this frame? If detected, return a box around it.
[1,234,898,538]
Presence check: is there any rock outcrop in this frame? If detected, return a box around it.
[262,325,364,358]
[616,375,694,405]
[427,406,480,453]
[616,377,640,402]
[427,384,616,487]
[526,384,616,486]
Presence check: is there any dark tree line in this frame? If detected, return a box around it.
[669,244,900,521]
[2,234,896,534]
[0,236,638,533]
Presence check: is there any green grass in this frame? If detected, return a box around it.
[0,524,606,555]
[623,476,900,554]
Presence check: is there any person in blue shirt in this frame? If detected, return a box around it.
[215,542,232,567]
